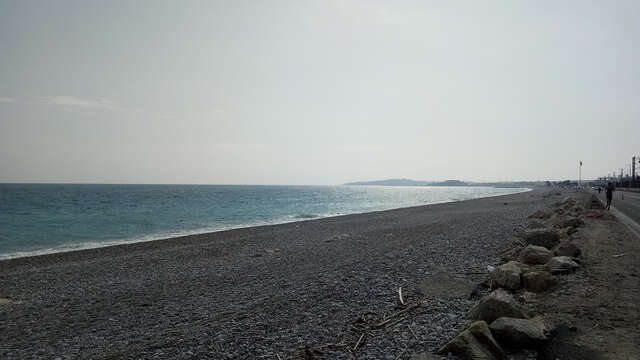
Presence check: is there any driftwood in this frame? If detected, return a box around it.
[376,302,421,327]
[285,298,428,358]
[408,325,417,339]
[352,333,365,351]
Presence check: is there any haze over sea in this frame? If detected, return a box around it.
[0,184,528,260]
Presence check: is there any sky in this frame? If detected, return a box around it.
[1,0,639,185]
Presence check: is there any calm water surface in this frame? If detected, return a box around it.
[0,184,529,259]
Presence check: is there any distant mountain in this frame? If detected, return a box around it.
[344,178,469,186]
[345,178,544,188]
[435,180,469,186]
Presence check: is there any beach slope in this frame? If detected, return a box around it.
[1,188,556,359]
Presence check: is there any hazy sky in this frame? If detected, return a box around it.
[1,0,639,184]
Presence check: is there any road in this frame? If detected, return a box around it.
[596,188,640,228]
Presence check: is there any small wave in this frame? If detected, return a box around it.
[0,187,531,260]
[293,213,319,219]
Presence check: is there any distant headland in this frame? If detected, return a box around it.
[344,178,542,188]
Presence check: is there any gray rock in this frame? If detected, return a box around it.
[524,229,559,249]
[527,219,546,229]
[551,216,584,229]
[526,263,551,273]
[417,272,476,299]
[438,321,506,360]
[489,317,548,347]
[468,289,529,323]
[547,256,579,273]
[552,240,582,258]
[522,271,557,292]
[511,261,535,273]
[491,261,523,290]
[519,245,552,265]
[555,227,571,240]
[528,210,551,219]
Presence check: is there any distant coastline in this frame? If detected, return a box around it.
[345,178,543,188]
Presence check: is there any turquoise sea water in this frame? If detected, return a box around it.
[0,184,528,259]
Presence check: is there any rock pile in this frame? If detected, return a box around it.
[433,195,586,359]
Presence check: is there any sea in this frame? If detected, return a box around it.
[0,184,529,260]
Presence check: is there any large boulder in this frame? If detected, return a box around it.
[528,210,551,219]
[547,256,579,274]
[522,271,557,292]
[468,289,529,323]
[519,245,553,265]
[438,321,506,360]
[489,317,548,348]
[528,263,551,273]
[552,240,582,257]
[551,216,584,229]
[491,261,524,290]
[552,197,575,208]
[417,273,476,299]
[555,227,571,240]
[527,219,546,229]
[524,229,560,249]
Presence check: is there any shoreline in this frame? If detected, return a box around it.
[1,186,549,359]
[0,187,531,263]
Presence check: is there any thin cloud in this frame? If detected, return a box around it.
[46,96,122,111]
[0,97,15,103]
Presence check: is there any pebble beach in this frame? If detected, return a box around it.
[0,188,558,359]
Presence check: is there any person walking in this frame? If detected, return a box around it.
[605,182,615,210]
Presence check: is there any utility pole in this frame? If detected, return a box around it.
[633,156,636,181]
[579,160,582,188]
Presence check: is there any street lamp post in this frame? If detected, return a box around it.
[579,160,582,189]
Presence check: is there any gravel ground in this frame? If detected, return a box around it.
[0,187,564,359]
